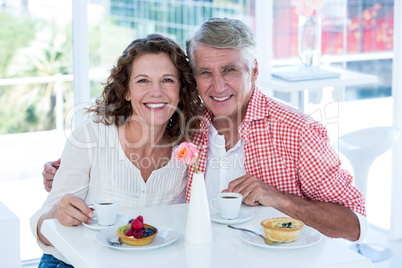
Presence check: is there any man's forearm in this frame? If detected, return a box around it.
[274,192,360,241]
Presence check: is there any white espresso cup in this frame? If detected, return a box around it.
[210,193,242,220]
[91,198,119,226]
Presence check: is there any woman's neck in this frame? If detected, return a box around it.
[124,120,168,149]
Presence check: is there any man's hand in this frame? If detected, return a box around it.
[57,194,94,226]
[223,174,283,207]
[42,158,61,192]
[223,174,360,241]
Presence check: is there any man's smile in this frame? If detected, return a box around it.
[211,95,232,102]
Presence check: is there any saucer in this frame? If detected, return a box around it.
[82,214,129,231]
[210,210,253,224]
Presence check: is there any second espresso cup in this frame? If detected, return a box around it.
[92,198,119,226]
[210,193,242,220]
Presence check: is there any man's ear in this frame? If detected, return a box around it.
[251,59,259,82]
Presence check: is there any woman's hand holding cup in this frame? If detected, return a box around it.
[57,194,94,226]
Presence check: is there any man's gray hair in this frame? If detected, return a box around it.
[186,17,258,71]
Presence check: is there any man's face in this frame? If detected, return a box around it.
[192,45,258,124]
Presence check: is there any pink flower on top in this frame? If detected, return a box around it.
[173,142,199,173]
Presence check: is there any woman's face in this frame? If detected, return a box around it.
[126,52,180,129]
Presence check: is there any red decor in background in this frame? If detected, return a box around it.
[272,2,394,59]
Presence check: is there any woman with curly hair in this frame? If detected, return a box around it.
[31,34,203,267]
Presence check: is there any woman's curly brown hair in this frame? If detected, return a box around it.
[87,34,203,144]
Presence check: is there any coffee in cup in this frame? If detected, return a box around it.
[91,198,119,226]
[210,193,242,220]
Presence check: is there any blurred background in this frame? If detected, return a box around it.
[0,0,398,265]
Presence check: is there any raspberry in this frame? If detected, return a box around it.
[137,215,144,224]
[133,229,144,239]
[131,219,143,230]
[125,228,134,237]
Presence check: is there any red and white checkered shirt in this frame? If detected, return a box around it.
[186,87,366,216]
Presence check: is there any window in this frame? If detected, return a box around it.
[271,0,394,102]
[269,0,395,230]
[0,1,73,262]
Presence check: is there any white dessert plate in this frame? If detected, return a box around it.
[82,214,129,231]
[96,225,179,251]
[210,210,253,225]
[240,225,322,249]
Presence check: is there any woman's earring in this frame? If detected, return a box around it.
[125,96,128,100]
[167,117,173,129]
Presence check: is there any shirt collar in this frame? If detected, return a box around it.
[199,108,213,136]
[242,86,270,123]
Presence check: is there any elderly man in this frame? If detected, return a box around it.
[43,17,366,242]
[184,17,366,242]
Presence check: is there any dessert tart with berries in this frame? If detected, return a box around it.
[116,215,158,246]
[260,217,304,243]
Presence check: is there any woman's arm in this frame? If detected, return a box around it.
[32,121,97,246]
[37,194,94,246]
